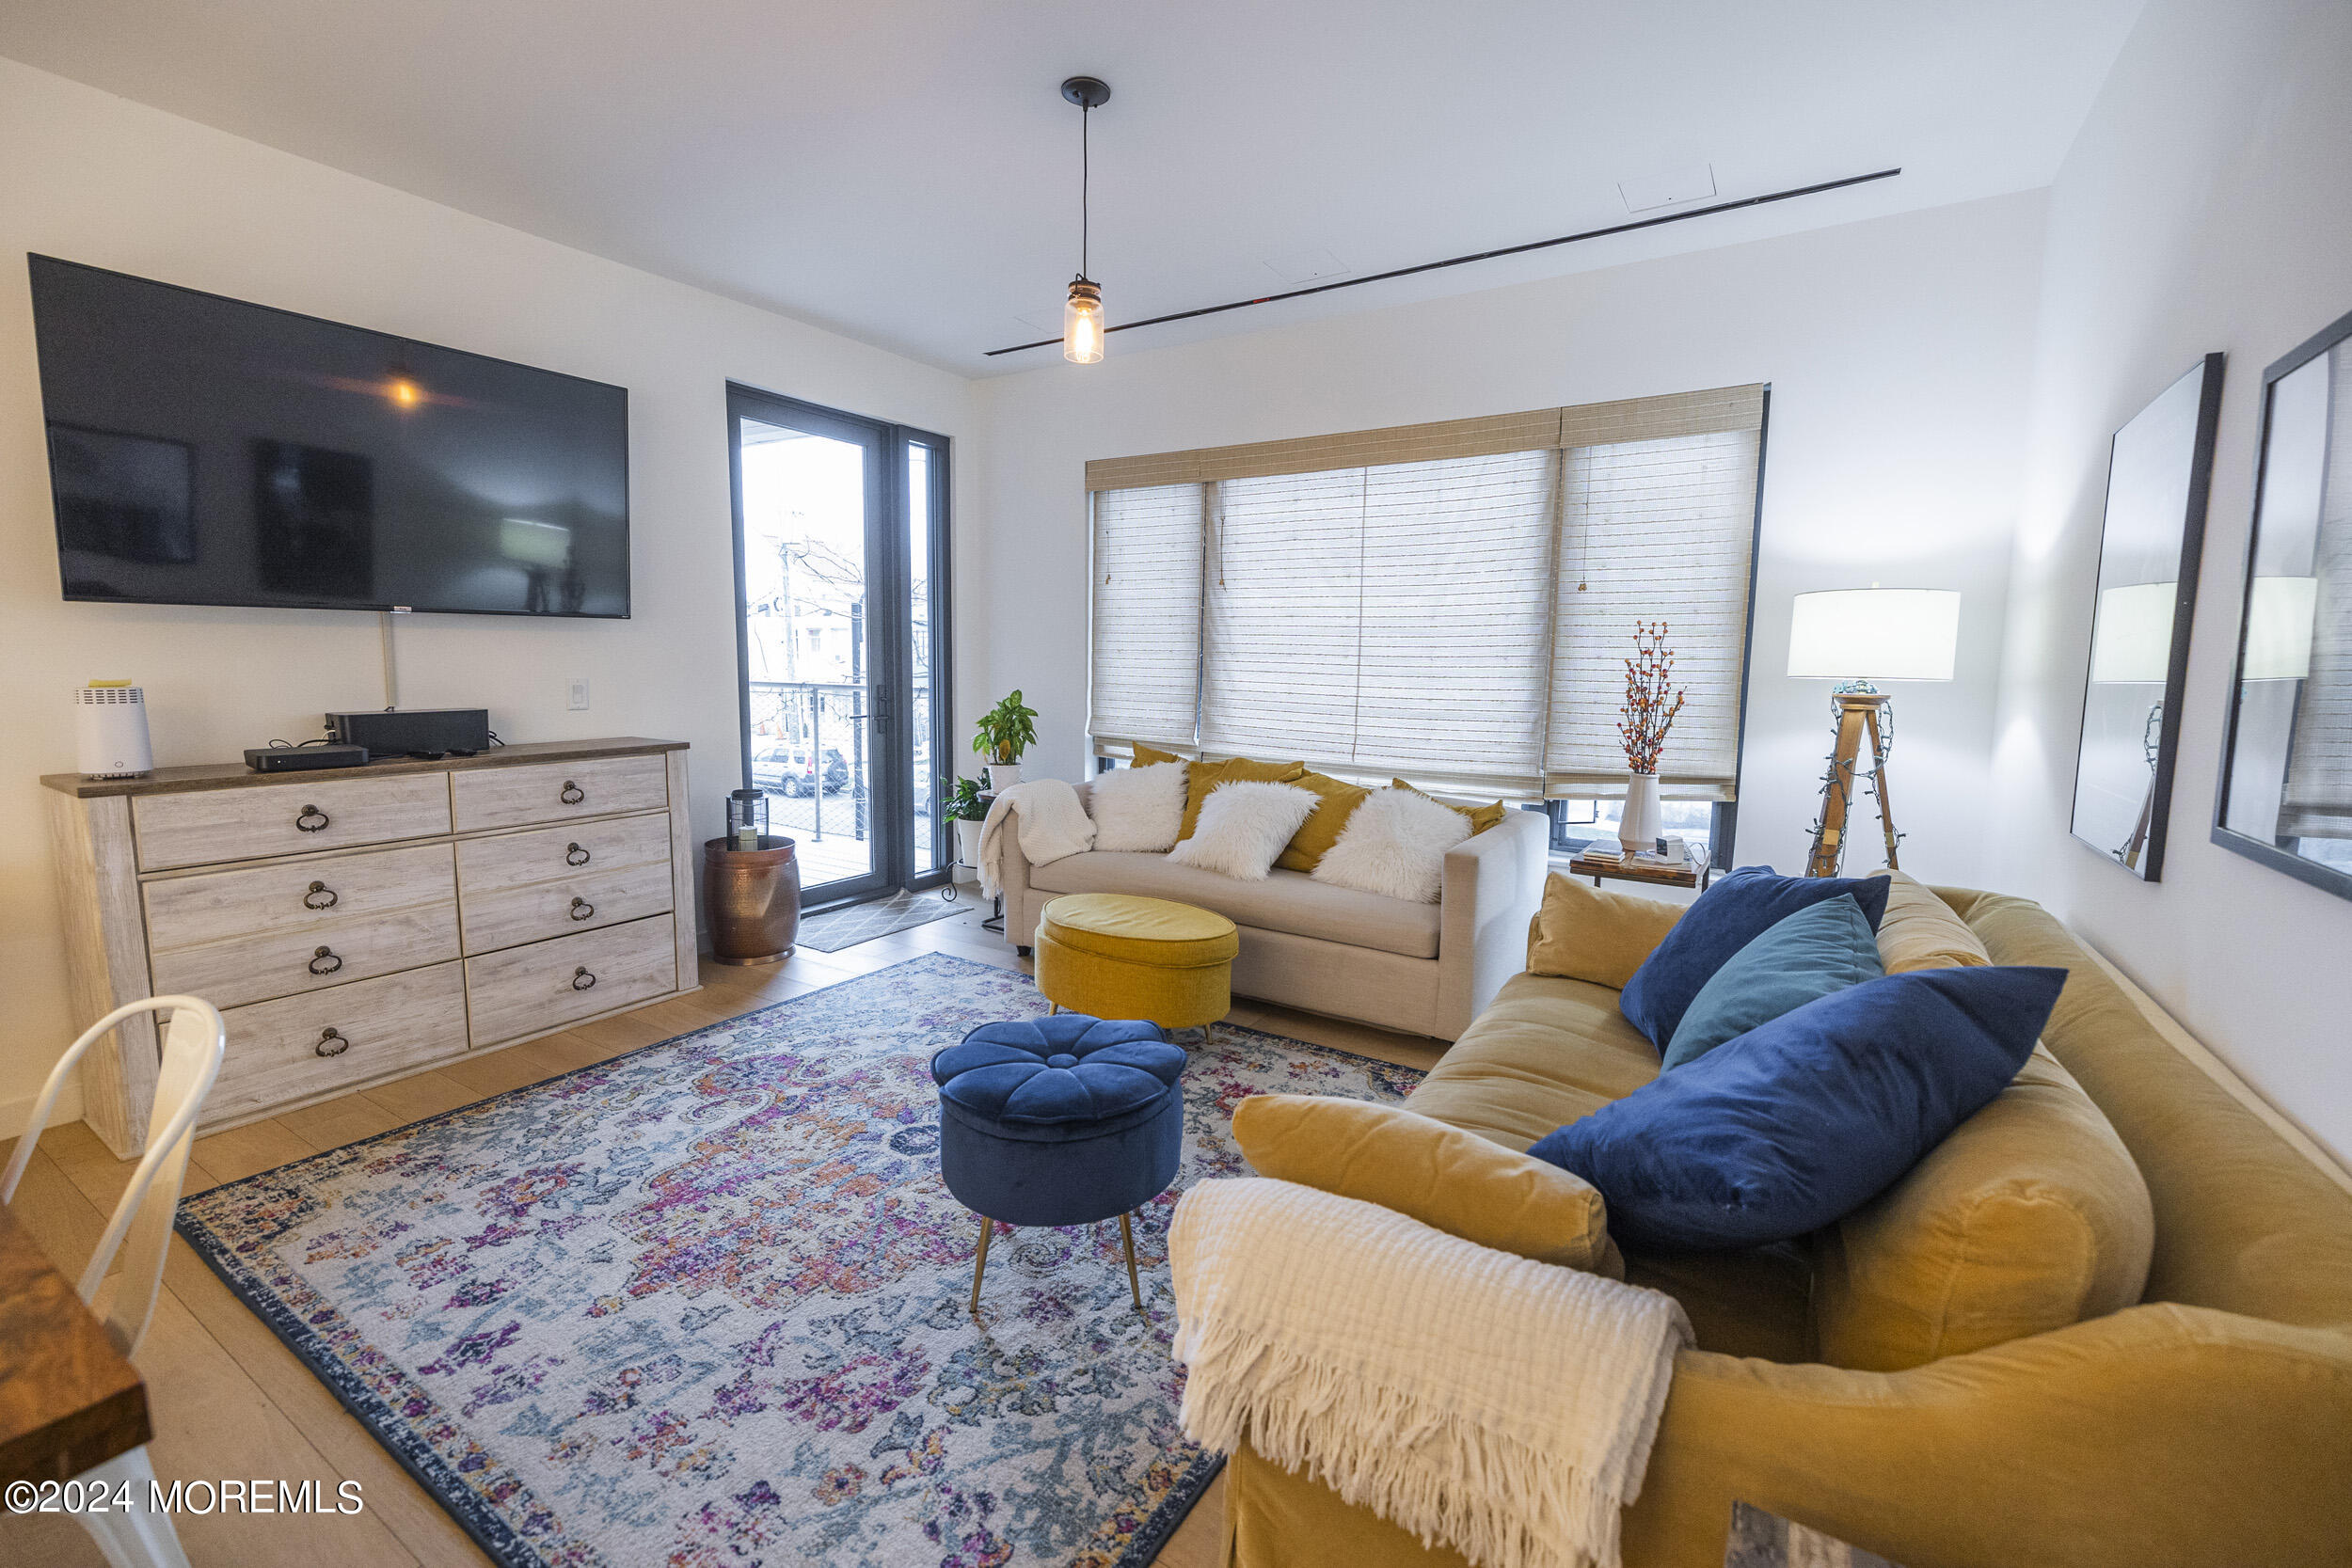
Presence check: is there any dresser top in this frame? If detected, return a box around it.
[42,736,688,799]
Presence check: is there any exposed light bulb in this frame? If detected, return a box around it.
[1063,277,1104,364]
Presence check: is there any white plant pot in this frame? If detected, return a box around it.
[1620,771,1664,853]
[986,763,1023,791]
[953,817,983,870]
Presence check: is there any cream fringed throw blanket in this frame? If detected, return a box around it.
[1169,1178,1691,1568]
[976,779,1094,897]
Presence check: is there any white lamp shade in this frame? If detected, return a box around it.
[1787,589,1961,681]
[2243,575,2317,681]
[2089,581,2177,684]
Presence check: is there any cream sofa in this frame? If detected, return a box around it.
[995,780,1548,1040]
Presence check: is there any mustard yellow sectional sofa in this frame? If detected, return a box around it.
[1219,881,2352,1568]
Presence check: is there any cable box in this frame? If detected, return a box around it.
[246,744,370,773]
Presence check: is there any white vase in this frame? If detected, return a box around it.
[953,817,982,871]
[987,763,1022,791]
[1620,771,1663,853]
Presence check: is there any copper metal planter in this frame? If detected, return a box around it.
[703,836,800,965]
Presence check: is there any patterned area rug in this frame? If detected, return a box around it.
[794,888,974,952]
[177,954,1420,1568]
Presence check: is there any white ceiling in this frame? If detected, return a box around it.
[0,1,2147,375]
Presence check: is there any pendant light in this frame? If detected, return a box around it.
[1060,75,1110,364]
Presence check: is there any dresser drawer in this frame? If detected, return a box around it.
[465,913,677,1046]
[454,813,674,896]
[451,755,668,833]
[459,862,675,954]
[134,774,452,871]
[210,963,469,1123]
[145,842,457,953]
[149,893,460,1010]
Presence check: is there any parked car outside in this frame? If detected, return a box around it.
[752,736,850,797]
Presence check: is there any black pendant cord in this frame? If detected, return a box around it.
[993,165,1899,356]
[1080,103,1090,279]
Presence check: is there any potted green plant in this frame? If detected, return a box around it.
[946,775,989,871]
[972,689,1038,791]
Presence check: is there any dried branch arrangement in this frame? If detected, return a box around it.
[1618,620,1687,775]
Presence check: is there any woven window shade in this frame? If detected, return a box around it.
[1200,451,1556,792]
[1545,428,1762,800]
[2279,347,2352,839]
[1087,385,1765,797]
[1089,483,1206,753]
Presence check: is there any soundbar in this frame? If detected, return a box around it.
[326,707,491,758]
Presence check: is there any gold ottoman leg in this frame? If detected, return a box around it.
[970,1213,994,1316]
[1120,1212,1143,1311]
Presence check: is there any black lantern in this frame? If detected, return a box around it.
[726,787,768,851]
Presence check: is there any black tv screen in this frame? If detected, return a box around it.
[28,255,629,617]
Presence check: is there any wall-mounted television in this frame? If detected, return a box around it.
[27,255,630,617]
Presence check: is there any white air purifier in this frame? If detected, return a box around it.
[76,683,154,778]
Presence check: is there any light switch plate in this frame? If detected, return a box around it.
[566,677,590,711]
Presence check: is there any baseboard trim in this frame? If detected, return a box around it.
[1,1080,85,1144]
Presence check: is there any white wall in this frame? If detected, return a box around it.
[1990,0,2352,1163]
[974,192,2048,891]
[0,58,977,1133]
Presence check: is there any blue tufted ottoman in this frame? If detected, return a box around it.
[930,1013,1188,1314]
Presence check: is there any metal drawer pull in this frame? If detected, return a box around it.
[571,966,596,990]
[569,896,596,922]
[314,1027,350,1058]
[309,945,343,975]
[565,842,591,866]
[295,804,331,832]
[560,781,586,804]
[303,880,340,910]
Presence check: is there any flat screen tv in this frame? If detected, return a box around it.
[27,255,629,617]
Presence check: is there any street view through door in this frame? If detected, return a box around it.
[729,387,948,907]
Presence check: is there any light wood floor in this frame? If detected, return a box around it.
[1,890,1446,1568]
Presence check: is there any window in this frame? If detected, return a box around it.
[1541,799,1731,861]
[1087,386,1766,822]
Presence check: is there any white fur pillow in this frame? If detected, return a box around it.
[1166,780,1317,880]
[1311,786,1471,902]
[1087,761,1188,851]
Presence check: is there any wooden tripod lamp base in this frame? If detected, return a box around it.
[1805,690,1901,879]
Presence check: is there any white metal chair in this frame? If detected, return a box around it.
[2,996,225,1568]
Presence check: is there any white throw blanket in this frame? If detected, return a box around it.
[977,778,1095,897]
[1169,1178,1691,1568]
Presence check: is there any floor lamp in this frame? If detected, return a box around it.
[1788,589,1961,879]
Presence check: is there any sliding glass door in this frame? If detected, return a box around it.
[727,386,949,908]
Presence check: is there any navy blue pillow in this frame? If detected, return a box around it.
[1531,964,2067,1253]
[1660,895,1883,1070]
[1619,864,1891,1049]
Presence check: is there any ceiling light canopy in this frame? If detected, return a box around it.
[1060,75,1109,364]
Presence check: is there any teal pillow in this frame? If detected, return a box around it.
[1661,895,1883,1070]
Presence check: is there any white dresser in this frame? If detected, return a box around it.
[42,738,699,1158]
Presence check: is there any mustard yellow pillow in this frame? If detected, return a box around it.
[1813,1046,2153,1370]
[1232,1094,1622,1276]
[1866,868,1992,973]
[1525,871,1684,989]
[1131,742,1184,768]
[1177,755,1309,841]
[1811,876,2152,1370]
[1273,772,1372,872]
[1391,778,1507,836]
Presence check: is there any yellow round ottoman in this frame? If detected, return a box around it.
[1033,894,1239,1046]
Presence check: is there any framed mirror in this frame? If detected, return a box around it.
[2215,308,2352,899]
[2070,354,2225,879]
